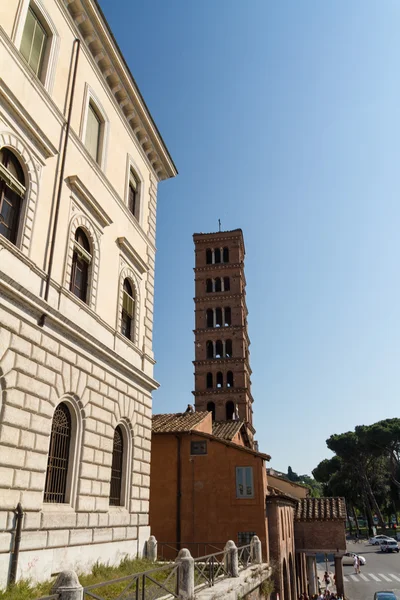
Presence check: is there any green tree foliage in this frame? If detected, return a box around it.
[313,419,400,534]
[285,467,322,497]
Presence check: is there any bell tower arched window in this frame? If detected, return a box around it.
[225,340,232,357]
[70,228,91,303]
[207,401,216,421]
[223,247,229,263]
[215,278,222,292]
[206,372,213,388]
[0,148,26,245]
[206,248,212,264]
[227,371,234,388]
[226,401,235,420]
[224,307,231,326]
[215,308,222,327]
[206,279,213,293]
[121,279,135,340]
[109,426,124,506]
[214,248,221,264]
[44,403,71,503]
[206,309,214,328]
[216,372,223,388]
[224,277,230,291]
[206,341,213,359]
[216,340,223,358]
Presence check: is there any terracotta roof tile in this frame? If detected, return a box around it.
[267,485,299,503]
[295,497,346,522]
[152,412,208,433]
[212,420,243,441]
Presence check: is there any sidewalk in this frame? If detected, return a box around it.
[316,566,337,595]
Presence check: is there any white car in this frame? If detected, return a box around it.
[381,540,400,553]
[369,535,396,546]
[343,552,366,566]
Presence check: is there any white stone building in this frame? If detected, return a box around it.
[0,0,176,587]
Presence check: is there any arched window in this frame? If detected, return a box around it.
[206,248,212,264]
[206,341,214,359]
[226,401,235,420]
[0,148,26,245]
[224,307,231,326]
[70,228,91,303]
[215,340,223,358]
[223,277,230,291]
[206,309,214,328]
[206,372,213,388]
[206,279,213,293]
[44,402,71,503]
[227,371,234,388]
[121,279,135,339]
[216,372,223,388]
[225,340,232,357]
[214,248,221,264]
[215,308,222,327]
[109,426,124,506]
[207,401,216,421]
[223,247,229,263]
[215,278,222,292]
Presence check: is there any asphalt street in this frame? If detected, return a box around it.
[339,541,400,600]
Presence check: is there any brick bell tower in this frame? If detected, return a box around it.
[192,229,255,446]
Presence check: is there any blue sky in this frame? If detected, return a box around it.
[99,0,400,475]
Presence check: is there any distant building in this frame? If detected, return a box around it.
[0,0,176,587]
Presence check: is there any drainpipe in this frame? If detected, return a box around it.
[8,503,24,585]
[176,435,181,551]
[40,38,80,321]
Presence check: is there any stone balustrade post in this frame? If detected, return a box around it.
[51,571,83,600]
[250,535,262,564]
[224,540,239,577]
[176,548,194,600]
[147,535,157,562]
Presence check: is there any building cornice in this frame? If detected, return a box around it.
[63,0,177,181]
[194,262,244,273]
[192,387,251,397]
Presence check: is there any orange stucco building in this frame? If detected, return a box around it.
[150,411,270,559]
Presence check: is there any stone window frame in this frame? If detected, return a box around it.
[116,264,141,347]
[64,214,100,311]
[42,394,84,511]
[109,417,133,512]
[80,84,110,171]
[125,154,145,229]
[0,131,39,256]
[12,0,60,94]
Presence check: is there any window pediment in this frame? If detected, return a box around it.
[66,175,112,229]
[117,237,148,274]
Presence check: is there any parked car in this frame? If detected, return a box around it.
[342,552,366,566]
[381,540,400,553]
[374,592,397,600]
[369,535,396,545]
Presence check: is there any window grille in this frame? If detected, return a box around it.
[190,440,207,455]
[109,426,124,506]
[44,403,71,503]
[20,7,47,78]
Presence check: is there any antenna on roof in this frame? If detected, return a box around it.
[218,218,221,232]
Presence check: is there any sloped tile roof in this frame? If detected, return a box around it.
[267,485,299,503]
[295,497,346,522]
[152,412,208,433]
[212,420,243,441]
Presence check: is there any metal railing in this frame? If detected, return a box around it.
[158,541,225,561]
[83,562,180,600]
[193,543,252,590]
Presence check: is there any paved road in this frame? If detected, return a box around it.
[340,541,400,600]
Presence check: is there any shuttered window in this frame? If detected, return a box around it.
[20,7,47,78]
[70,228,91,303]
[44,403,71,503]
[121,279,135,339]
[85,103,101,163]
[236,466,254,499]
[128,170,140,221]
[109,426,124,506]
[0,148,25,245]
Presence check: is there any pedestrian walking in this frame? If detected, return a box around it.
[353,554,358,574]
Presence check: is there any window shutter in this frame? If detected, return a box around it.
[85,104,101,162]
[123,290,135,317]
[20,8,47,77]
